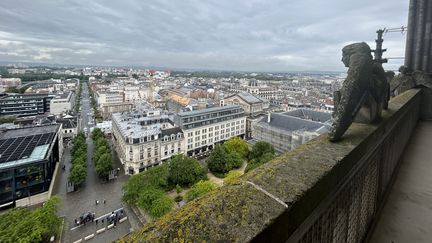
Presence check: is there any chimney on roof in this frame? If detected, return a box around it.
[267,112,271,123]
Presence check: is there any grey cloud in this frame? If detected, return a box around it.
[0,0,408,71]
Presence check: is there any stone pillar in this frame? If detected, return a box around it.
[424,1,432,73]
[413,0,426,71]
[404,0,417,70]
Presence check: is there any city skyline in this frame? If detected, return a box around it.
[0,0,408,72]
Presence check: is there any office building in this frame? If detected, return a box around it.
[0,124,62,208]
[174,105,246,157]
[0,93,53,117]
[252,111,330,153]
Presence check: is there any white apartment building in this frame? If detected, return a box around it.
[173,105,246,157]
[124,86,141,103]
[50,91,75,116]
[112,109,183,175]
[96,91,123,108]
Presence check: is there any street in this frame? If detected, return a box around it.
[52,82,142,242]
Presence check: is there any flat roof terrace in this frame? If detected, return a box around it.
[0,125,59,170]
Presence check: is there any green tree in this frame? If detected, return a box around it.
[72,156,86,166]
[137,187,165,210]
[175,184,182,194]
[245,152,276,173]
[168,154,206,186]
[69,163,86,186]
[207,144,242,175]
[224,137,249,159]
[149,196,174,218]
[227,151,243,169]
[0,196,62,243]
[122,165,169,205]
[207,144,229,174]
[92,128,104,140]
[185,180,217,202]
[249,141,275,160]
[95,153,113,178]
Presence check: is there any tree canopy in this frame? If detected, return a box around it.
[185,180,217,202]
[69,132,87,187]
[224,137,249,159]
[245,141,276,173]
[168,154,207,187]
[249,141,275,160]
[122,165,170,205]
[207,144,242,175]
[0,196,62,243]
[92,128,113,180]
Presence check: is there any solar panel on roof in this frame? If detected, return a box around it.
[0,132,56,164]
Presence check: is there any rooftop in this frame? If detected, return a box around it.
[0,124,59,169]
[176,105,241,117]
[283,109,331,123]
[258,113,329,133]
[227,92,268,104]
[112,111,174,140]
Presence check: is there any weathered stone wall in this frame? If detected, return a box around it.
[119,89,422,243]
[421,87,432,120]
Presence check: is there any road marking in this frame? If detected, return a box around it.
[84,233,94,241]
[107,224,114,229]
[72,239,83,243]
[96,227,106,234]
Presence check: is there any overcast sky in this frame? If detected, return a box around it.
[0,0,409,72]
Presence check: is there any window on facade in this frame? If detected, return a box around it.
[147,148,151,157]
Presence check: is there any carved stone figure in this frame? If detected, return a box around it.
[329,42,388,142]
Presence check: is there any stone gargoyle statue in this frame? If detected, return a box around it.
[329,42,389,142]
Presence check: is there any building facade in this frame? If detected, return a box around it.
[252,111,330,154]
[112,109,182,175]
[50,91,75,116]
[173,105,246,157]
[101,102,133,120]
[0,124,62,208]
[0,93,53,117]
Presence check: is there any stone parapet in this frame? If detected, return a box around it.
[120,89,422,242]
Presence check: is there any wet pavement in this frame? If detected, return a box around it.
[52,83,142,243]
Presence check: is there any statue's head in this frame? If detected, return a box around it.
[341,42,372,67]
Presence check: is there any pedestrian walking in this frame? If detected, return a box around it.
[103,199,106,204]
[96,219,98,225]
